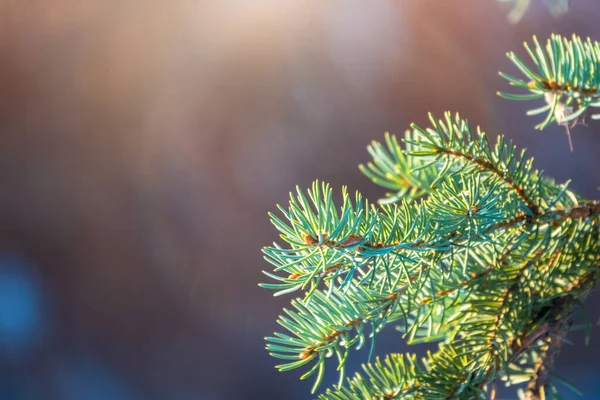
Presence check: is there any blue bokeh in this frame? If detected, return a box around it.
[0,254,43,355]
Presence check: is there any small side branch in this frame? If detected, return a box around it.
[304,202,599,253]
[524,314,572,400]
[438,148,540,215]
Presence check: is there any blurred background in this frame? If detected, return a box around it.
[0,1,599,399]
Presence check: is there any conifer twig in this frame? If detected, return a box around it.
[499,34,600,130]
[524,314,571,400]
[261,111,600,398]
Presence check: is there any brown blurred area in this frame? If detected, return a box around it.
[0,1,598,399]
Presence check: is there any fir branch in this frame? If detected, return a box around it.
[320,353,424,400]
[405,112,543,215]
[499,34,600,130]
[264,181,598,392]
[265,288,373,393]
[359,131,438,204]
[261,112,600,398]
[523,315,571,400]
[435,148,538,215]
[497,0,569,24]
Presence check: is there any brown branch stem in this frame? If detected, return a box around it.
[304,202,599,253]
[524,313,571,400]
[438,148,540,215]
[532,79,600,98]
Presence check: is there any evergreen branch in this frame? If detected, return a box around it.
[435,148,538,215]
[359,131,437,204]
[320,345,483,399]
[261,174,514,303]
[265,289,373,393]
[360,112,561,212]
[261,112,600,398]
[442,258,544,398]
[524,314,571,400]
[499,34,600,130]
[264,181,598,393]
[444,289,576,399]
[262,114,595,300]
[497,0,569,24]
[405,112,542,215]
[343,202,592,393]
[319,354,423,400]
[485,256,599,397]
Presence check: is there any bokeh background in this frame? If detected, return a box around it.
[0,1,599,399]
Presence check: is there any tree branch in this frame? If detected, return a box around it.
[524,314,572,400]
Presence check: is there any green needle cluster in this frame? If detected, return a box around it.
[260,111,599,398]
[260,24,600,398]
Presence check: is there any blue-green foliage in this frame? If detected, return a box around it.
[497,0,569,24]
[358,132,437,204]
[499,34,600,129]
[260,112,600,398]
